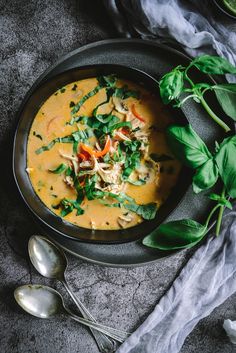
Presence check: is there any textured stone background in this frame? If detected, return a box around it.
[0,0,236,352]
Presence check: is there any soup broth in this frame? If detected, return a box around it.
[27,76,181,230]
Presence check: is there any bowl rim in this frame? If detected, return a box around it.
[213,0,236,19]
[13,63,192,244]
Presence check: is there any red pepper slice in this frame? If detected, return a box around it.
[131,104,145,123]
[80,135,111,158]
[78,151,90,161]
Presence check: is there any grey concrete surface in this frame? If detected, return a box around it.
[0,1,236,352]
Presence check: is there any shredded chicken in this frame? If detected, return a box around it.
[112,97,128,114]
[114,131,131,141]
[59,150,78,162]
[64,175,74,187]
[95,142,101,150]
[97,163,122,184]
[118,212,133,228]
[96,181,125,195]
[126,111,145,129]
[59,150,79,174]
[72,160,79,175]
[90,220,96,230]
[79,160,93,168]
[136,163,156,183]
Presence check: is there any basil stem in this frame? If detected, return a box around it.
[204,203,221,228]
[184,67,231,132]
[199,96,231,133]
[215,186,226,236]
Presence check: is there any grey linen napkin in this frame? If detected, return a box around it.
[103,0,236,82]
[102,1,236,352]
[116,208,236,353]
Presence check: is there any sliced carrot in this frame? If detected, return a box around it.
[131,104,145,123]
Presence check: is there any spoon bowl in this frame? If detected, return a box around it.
[14,284,130,343]
[28,235,67,280]
[14,284,64,319]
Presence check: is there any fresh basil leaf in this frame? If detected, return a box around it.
[208,193,232,210]
[73,140,79,154]
[84,175,97,200]
[36,140,57,154]
[191,55,236,74]
[114,85,140,99]
[167,124,212,168]
[60,198,84,217]
[142,219,207,250]
[125,178,146,186]
[192,159,219,194]
[92,88,114,117]
[159,66,184,104]
[49,163,67,174]
[65,166,73,176]
[96,114,116,124]
[71,85,102,116]
[60,206,73,217]
[124,202,157,220]
[110,121,132,132]
[215,135,236,198]
[150,153,173,162]
[213,84,236,121]
[97,75,117,88]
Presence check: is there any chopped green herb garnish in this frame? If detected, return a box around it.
[70,85,102,117]
[124,202,157,220]
[49,163,67,174]
[60,87,66,93]
[33,131,43,140]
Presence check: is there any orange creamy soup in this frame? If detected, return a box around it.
[27,75,181,230]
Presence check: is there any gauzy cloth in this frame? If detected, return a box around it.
[116,208,236,353]
[103,1,236,352]
[103,0,236,82]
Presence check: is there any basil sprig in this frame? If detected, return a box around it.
[143,123,235,250]
[159,54,236,132]
[167,124,236,197]
[142,55,236,251]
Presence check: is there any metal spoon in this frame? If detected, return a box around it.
[14,284,129,343]
[28,235,119,352]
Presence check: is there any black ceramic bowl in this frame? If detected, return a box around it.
[213,0,236,19]
[13,64,191,243]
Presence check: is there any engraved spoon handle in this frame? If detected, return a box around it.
[63,279,123,351]
[65,307,128,343]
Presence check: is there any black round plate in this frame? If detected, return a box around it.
[13,39,227,266]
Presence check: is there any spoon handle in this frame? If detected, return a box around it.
[65,307,129,343]
[62,279,117,352]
